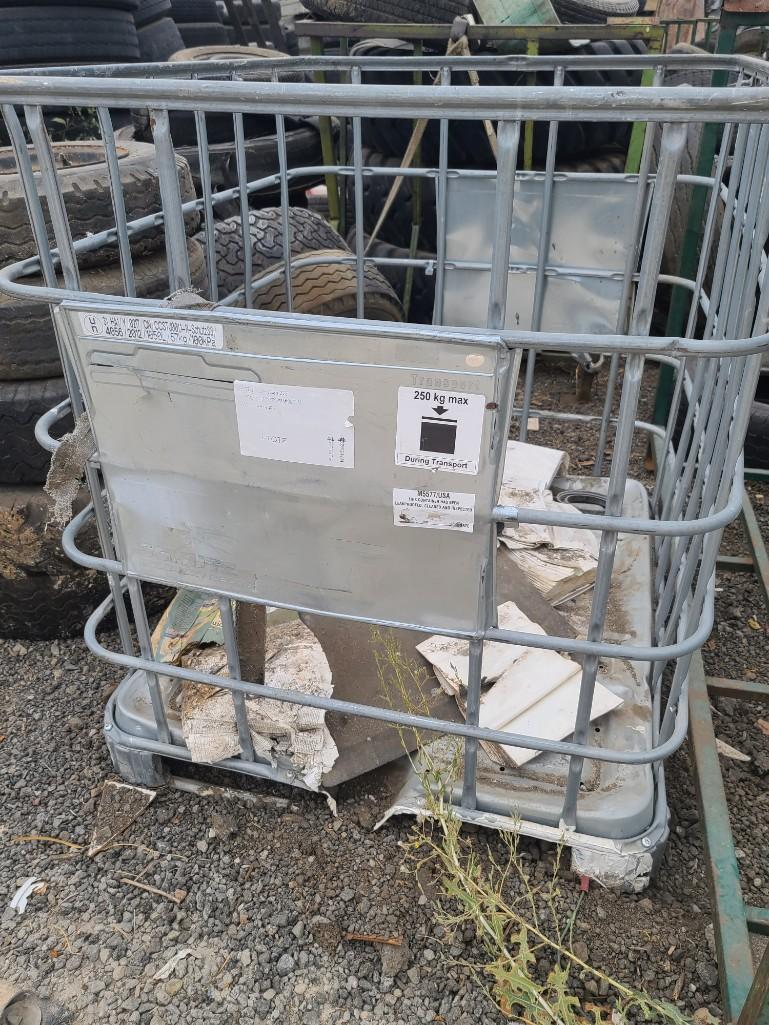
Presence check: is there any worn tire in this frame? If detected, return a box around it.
[351,233,435,324]
[0,6,140,66]
[208,206,346,296]
[744,402,769,471]
[170,0,220,19]
[551,0,639,21]
[250,248,404,321]
[0,485,106,640]
[0,379,71,486]
[179,21,230,45]
[0,140,199,267]
[0,239,207,381]
[299,0,469,22]
[138,15,184,59]
[135,0,171,24]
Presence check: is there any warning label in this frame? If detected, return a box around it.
[394,386,486,474]
[393,488,475,533]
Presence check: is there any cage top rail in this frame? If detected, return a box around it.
[1,50,767,80]
[1,62,769,123]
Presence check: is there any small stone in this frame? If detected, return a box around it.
[380,941,411,979]
[572,941,589,962]
[339,887,355,902]
[276,954,295,977]
[196,840,208,854]
[637,898,654,913]
[165,980,183,997]
[263,989,276,1002]
[240,950,252,967]
[754,877,763,888]
[113,966,126,982]
[406,967,420,986]
[310,916,341,953]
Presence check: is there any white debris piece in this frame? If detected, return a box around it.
[179,621,338,790]
[502,440,568,490]
[10,878,46,915]
[417,601,623,767]
[497,441,600,604]
[153,948,198,980]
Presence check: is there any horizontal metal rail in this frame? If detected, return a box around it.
[85,587,690,766]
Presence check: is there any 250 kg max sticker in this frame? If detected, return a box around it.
[395,387,486,474]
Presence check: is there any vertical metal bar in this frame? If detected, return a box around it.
[127,577,171,745]
[520,66,562,443]
[486,120,520,332]
[431,65,451,328]
[221,0,249,45]
[310,35,340,229]
[233,93,254,309]
[561,122,687,828]
[194,105,218,302]
[351,65,365,320]
[460,636,483,810]
[259,0,285,52]
[523,40,537,172]
[148,107,190,293]
[87,472,135,658]
[218,597,256,762]
[96,107,136,298]
[274,67,293,313]
[24,105,80,291]
[1,104,56,285]
[240,0,266,47]
[736,940,769,1025]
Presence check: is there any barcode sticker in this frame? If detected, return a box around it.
[79,312,223,349]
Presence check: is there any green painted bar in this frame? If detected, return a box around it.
[689,652,755,1022]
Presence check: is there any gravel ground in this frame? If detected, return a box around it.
[1,360,768,1024]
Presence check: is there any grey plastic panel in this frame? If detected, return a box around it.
[443,174,641,334]
[56,304,513,633]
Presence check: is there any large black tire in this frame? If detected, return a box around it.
[179,21,230,45]
[0,6,140,66]
[149,119,324,195]
[135,0,172,24]
[299,0,469,22]
[138,15,184,59]
[352,39,644,167]
[0,485,106,640]
[0,379,71,486]
[0,239,207,381]
[352,233,436,324]
[208,206,346,296]
[170,0,220,19]
[551,0,638,22]
[0,140,199,267]
[0,0,138,6]
[250,248,404,321]
[744,402,769,471]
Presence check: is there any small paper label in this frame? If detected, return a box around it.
[234,381,354,469]
[78,312,223,349]
[393,488,475,533]
[395,386,486,474]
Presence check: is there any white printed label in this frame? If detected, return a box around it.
[79,312,223,349]
[395,386,486,475]
[234,381,354,469]
[393,488,475,533]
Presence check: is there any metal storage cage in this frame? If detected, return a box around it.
[3,50,769,888]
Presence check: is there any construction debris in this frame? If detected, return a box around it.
[9,879,46,916]
[417,601,622,767]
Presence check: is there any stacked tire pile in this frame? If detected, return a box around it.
[130,46,326,208]
[0,0,141,68]
[170,0,229,46]
[0,140,205,639]
[203,205,403,319]
[135,0,185,61]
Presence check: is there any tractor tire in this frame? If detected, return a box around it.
[299,0,469,22]
[0,5,140,66]
[0,139,199,267]
[137,15,184,60]
[0,239,207,381]
[0,378,71,486]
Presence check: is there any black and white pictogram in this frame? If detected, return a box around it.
[395,386,486,474]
